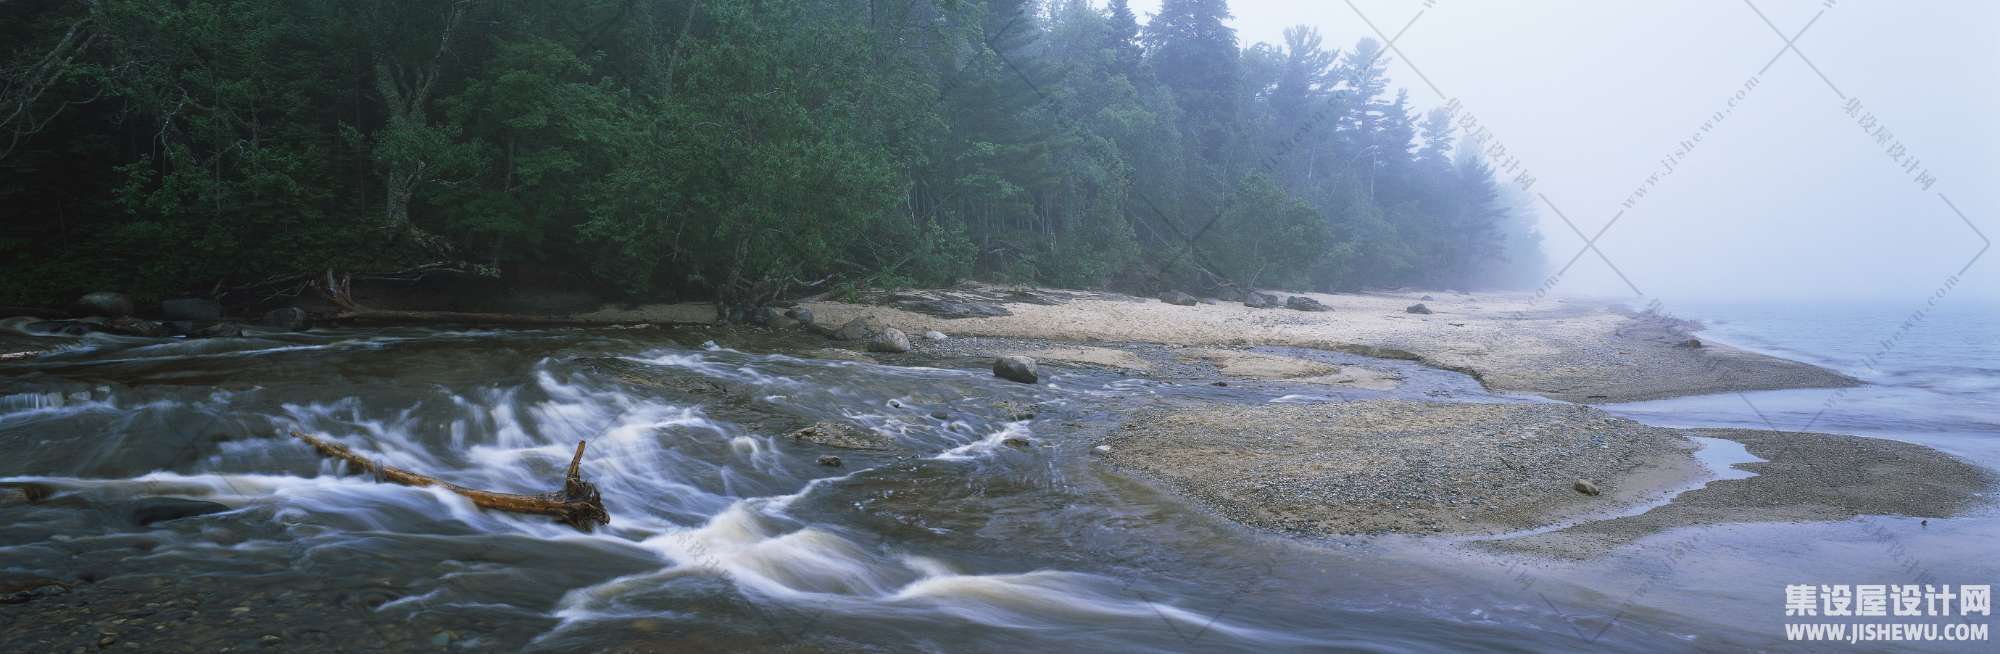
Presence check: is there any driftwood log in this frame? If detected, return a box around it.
[292,431,609,532]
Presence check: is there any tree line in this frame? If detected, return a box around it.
[0,0,1545,308]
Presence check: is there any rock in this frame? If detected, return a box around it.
[785,306,815,325]
[189,322,244,338]
[104,317,166,337]
[1244,292,1280,309]
[832,317,880,341]
[816,455,843,467]
[1573,479,1601,496]
[1406,303,1432,315]
[995,401,1037,421]
[789,422,892,450]
[890,298,1010,319]
[747,306,781,326]
[125,498,230,526]
[1677,338,1702,348]
[1002,436,1032,448]
[0,483,54,507]
[768,315,800,330]
[867,328,912,353]
[1285,296,1329,312]
[25,320,99,336]
[71,292,133,318]
[1158,290,1199,306]
[1092,444,1112,455]
[258,307,309,331]
[993,356,1038,384]
[923,330,948,341]
[930,410,951,420]
[160,298,223,322]
[1420,295,1436,301]
[1197,297,1218,305]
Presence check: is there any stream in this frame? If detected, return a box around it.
[0,320,1991,652]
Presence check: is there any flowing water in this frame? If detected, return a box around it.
[0,304,1993,652]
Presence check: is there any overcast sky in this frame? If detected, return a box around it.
[1125,0,1998,305]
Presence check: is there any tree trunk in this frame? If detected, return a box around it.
[293,431,610,532]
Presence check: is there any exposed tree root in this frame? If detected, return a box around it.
[291,431,609,532]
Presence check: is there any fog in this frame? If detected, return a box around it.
[1132,0,1998,305]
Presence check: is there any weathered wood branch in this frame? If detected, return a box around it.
[291,430,609,532]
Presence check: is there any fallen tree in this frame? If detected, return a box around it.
[292,430,609,532]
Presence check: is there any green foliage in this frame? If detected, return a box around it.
[0,0,1542,307]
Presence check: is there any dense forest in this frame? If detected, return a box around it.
[0,0,1545,309]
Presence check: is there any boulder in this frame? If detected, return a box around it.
[1244,292,1279,309]
[1002,436,1033,448]
[1573,479,1601,496]
[160,298,223,322]
[993,356,1039,384]
[258,307,309,331]
[832,317,881,341]
[1158,290,1199,306]
[1677,338,1702,349]
[1406,303,1432,315]
[1285,296,1329,312]
[867,328,912,353]
[816,455,843,467]
[747,306,781,326]
[189,322,244,339]
[923,330,948,341]
[71,292,133,318]
[125,497,230,526]
[785,306,815,326]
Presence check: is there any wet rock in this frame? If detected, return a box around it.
[0,482,55,507]
[995,401,1038,421]
[125,498,230,526]
[923,330,947,341]
[1285,296,1329,312]
[930,410,951,420]
[161,298,223,322]
[259,307,309,331]
[0,576,70,604]
[189,322,245,338]
[746,306,781,326]
[25,319,100,336]
[867,328,912,353]
[833,317,881,341]
[1421,295,1436,301]
[1573,479,1601,496]
[790,422,893,450]
[1677,338,1702,348]
[72,292,133,318]
[816,455,843,467]
[993,355,1039,384]
[1002,436,1032,448]
[104,316,167,337]
[1158,290,1199,306]
[1406,303,1432,315]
